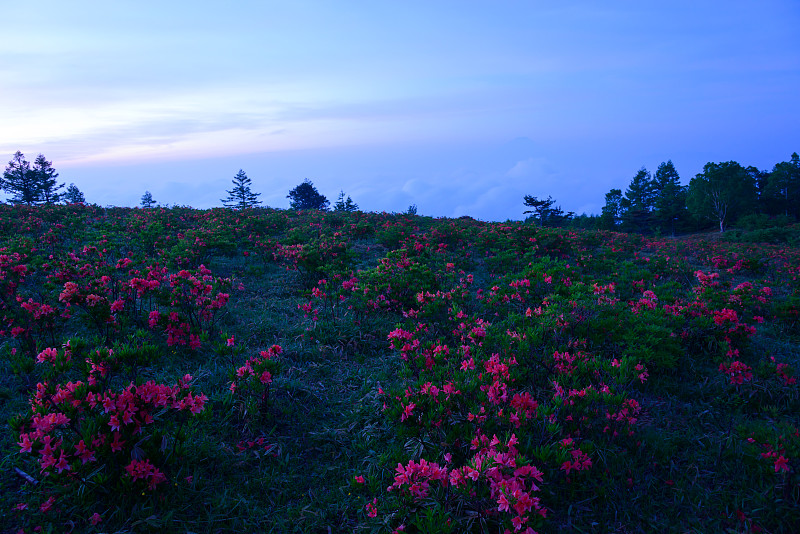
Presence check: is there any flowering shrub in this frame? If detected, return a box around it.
[10,342,207,529]
[3,203,799,533]
[229,344,283,418]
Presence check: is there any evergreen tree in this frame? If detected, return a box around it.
[620,167,655,233]
[749,166,772,214]
[64,183,85,204]
[652,160,687,236]
[333,190,359,212]
[600,189,623,230]
[687,161,757,232]
[31,154,64,204]
[222,170,261,209]
[522,195,555,226]
[406,204,418,215]
[763,153,800,219]
[140,191,157,208]
[287,179,329,210]
[568,213,600,230]
[522,195,572,227]
[1,151,38,205]
[547,204,575,227]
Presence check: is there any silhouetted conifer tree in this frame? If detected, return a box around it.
[287,179,328,210]
[222,170,262,209]
[333,190,359,212]
[64,183,85,204]
[141,191,157,208]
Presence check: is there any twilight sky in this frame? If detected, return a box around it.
[2,1,799,220]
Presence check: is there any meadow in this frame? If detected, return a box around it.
[1,204,798,533]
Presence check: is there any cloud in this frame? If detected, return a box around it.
[3,78,534,171]
[328,140,564,221]
[506,157,555,179]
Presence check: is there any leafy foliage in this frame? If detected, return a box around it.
[598,154,800,236]
[688,161,758,232]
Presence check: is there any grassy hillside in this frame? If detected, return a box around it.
[1,204,798,533]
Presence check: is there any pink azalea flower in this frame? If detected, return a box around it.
[774,455,790,473]
[40,496,55,513]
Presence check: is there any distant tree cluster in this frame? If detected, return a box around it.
[2,151,88,205]
[333,190,358,212]
[1,151,64,205]
[598,161,687,235]
[525,152,798,234]
[216,172,366,213]
[686,162,756,233]
[594,153,799,234]
[14,148,793,236]
[288,182,365,213]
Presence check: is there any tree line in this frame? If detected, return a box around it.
[222,173,417,213]
[223,173,362,212]
[1,154,364,213]
[524,152,799,234]
[6,149,798,232]
[1,151,85,204]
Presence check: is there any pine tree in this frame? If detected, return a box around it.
[547,205,575,227]
[64,183,85,204]
[222,170,261,209]
[522,195,555,226]
[600,189,623,230]
[522,195,572,227]
[652,160,687,236]
[2,152,65,205]
[2,151,38,204]
[764,153,800,219]
[140,191,157,208]
[620,167,655,233]
[31,154,64,204]
[287,179,329,210]
[333,190,359,212]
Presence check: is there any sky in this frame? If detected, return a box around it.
[2,1,799,221]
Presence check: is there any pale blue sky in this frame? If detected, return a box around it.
[2,1,798,219]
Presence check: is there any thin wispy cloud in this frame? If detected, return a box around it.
[1,1,798,218]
